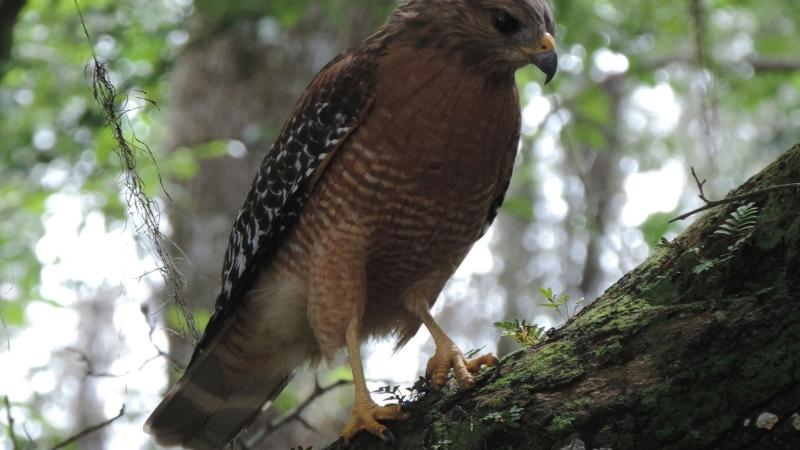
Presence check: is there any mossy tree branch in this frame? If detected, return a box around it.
[326,144,800,450]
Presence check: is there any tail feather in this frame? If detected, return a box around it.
[145,349,292,449]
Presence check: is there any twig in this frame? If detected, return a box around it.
[690,167,710,202]
[239,379,352,448]
[270,379,351,432]
[3,396,18,450]
[21,423,34,447]
[68,347,166,379]
[750,58,800,73]
[50,405,125,450]
[0,313,9,351]
[141,303,188,373]
[670,167,800,223]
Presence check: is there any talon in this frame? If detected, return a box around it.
[489,360,503,382]
[425,348,498,390]
[383,428,397,446]
[340,402,408,445]
[466,353,498,373]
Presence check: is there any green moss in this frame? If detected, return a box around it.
[592,340,625,363]
[594,422,635,449]
[753,195,795,251]
[546,399,590,438]
[528,341,584,384]
[638,274,681,305]
[634,309,800,449]
[571,296,659,335]
[547,414,576,436]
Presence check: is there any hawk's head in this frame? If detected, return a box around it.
[393,0,558,82]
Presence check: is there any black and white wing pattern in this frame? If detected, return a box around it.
[189,40,385,363]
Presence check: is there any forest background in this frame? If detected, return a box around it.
[1,0,799,448]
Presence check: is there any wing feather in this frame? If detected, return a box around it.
[189,36,387,363]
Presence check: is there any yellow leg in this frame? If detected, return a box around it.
[340,318,409,445]
[417,307,498,390]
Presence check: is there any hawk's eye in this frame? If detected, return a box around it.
[493,10,520,35]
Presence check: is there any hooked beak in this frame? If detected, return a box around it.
[530,32,558,84]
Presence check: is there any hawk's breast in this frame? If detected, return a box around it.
[299,44,521,303]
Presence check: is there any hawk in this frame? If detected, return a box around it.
[146,0,557,448]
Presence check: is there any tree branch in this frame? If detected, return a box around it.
[239,379,353,448]
[3,396,18,450]
[50,405,125,450]
[749,58,800,73]
[669,167,800,223]
[641,55,800,74]
[0,313,9,352]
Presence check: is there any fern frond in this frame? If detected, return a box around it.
[713,202,759,238]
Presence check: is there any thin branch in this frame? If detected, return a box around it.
[3,396,18,450]
[239,378,353,448]
[50,405,125,450]
[691,167,710,202]
[67,347,166,379]
[749,58,800,73]
[0,313,9,351]
[670,167,800,223]
[21,423,34,447]
[641,55,800,74]
[140,303,188,373]
[270,379,352,432]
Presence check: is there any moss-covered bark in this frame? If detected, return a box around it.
[325,144,800,450]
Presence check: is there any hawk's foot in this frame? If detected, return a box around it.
[340,401,409,446]
[426,346,497,390]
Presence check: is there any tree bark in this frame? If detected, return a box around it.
[326,143,800,450]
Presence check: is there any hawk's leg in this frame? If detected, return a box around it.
[340,317,409,445]
[417,307,498,390]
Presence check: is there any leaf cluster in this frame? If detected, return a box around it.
[494,319,547,347]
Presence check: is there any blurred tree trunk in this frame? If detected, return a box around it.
[0,0,25,76]
[328,143,800,450]
[69,288,117,450]
[577,75,625,301]
[493,213,534,356]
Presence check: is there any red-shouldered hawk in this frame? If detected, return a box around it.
[146,0,557,448]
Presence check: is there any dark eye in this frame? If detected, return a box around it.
[493,10,521,35]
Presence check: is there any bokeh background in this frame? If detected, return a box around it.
[1,0,799,448]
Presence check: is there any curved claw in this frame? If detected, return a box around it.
[465,353,498,373]
[489,358,503,382]
[340,403,408,446]
[426,348,498,390]
[382,428,397,446]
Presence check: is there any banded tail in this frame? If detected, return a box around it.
[145,342,293,449]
